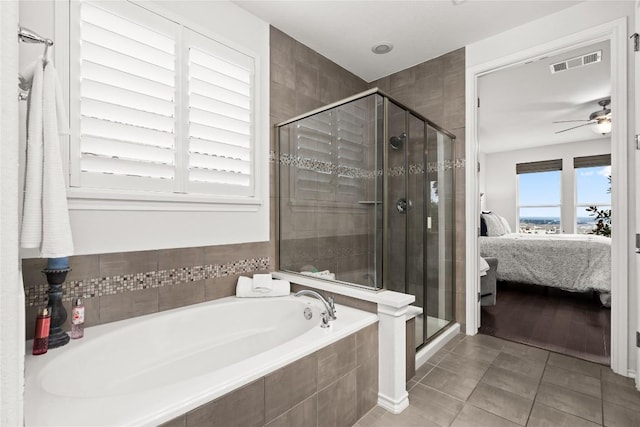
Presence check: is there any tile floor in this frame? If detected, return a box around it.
[355,334,640,427]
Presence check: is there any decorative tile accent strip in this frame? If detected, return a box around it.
[279,153,377,179]
[24,257,270,307]
[426,158,466,172]
[277,154,464,178]
[387,166,405,177]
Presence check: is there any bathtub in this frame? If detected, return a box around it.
[24,295,378,426]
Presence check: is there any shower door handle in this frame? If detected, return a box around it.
[396,198,412,213]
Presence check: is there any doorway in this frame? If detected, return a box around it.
[465,18,629,375]
[475,41,612,364]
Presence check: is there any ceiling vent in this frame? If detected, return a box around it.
[549,50,602,74]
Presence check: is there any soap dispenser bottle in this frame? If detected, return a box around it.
[70,298,84,339]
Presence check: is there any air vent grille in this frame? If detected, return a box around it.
[549,50,602,74]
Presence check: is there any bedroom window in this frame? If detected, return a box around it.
[575,154,611,234]
[68,0,258,203]
[516,159,562,234]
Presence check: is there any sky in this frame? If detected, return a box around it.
[518,166,610,218]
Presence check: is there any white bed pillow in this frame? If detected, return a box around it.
[481,212,506,236]
[496,214,512,234]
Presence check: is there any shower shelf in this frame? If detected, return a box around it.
[357,200,382,205]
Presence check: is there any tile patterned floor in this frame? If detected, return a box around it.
[355,334,640,427]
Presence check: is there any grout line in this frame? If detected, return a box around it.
[525,350,550,426]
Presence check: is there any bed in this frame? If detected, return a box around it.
[479,233,611,305]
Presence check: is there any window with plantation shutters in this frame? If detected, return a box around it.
[75,2,177,192]
[69,0,258,201]
[186,31,254,196]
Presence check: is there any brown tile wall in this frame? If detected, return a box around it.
[22,242,270,339]
[370,48,466,328]
[163,322,379,427]
[269,26,369,273]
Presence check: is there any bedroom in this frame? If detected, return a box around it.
[476,39,612,364]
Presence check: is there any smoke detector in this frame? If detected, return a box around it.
[371,42,393,55]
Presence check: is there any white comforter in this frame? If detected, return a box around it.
[479,233,611,292]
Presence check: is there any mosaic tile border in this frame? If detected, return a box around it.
[24,257,270,307]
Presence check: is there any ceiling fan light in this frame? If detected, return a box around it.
[593,118,612,135]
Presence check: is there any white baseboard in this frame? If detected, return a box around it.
[377,391,409,414]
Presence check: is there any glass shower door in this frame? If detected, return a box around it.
[423,125,455,341]
[383,101,407,293]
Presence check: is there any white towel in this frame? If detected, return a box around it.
[479,256,490,277]
[252,273,273,293]
[20,55,74,257]
[20,58,44,249]
[236,276,290,298]
[300,270,336,280]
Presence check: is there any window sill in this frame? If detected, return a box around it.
[67,188,263,212]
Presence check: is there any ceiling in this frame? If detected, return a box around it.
[234,0,609,151]
[234,0,582,82]
[478,40,611,153]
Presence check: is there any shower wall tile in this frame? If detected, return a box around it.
[390,67,417,90]
[271,81,297,118]
[369,47,466,327]
[294,62,319,98]
[444,96,466,130]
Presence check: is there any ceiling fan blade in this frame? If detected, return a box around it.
[552,119,591,123]
[554,122,594,134]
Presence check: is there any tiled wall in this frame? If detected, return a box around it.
[22,242,270,339]
[270,26,371,284]
[161,322,379,427]
[370,48,466,328]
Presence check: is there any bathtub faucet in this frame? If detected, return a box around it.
[294,290,336,327]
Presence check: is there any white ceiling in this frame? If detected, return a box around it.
[234,0,609,151]
[478,40,611,153]
[234,0,582,82]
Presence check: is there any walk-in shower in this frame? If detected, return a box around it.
[277,88,456,347]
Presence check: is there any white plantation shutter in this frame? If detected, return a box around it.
[70,1,259,201]
[186,30,255,196]
[75,2,177,192]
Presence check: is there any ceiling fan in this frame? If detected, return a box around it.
[553,98,612,135]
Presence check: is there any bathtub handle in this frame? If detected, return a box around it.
[320,311,331,328]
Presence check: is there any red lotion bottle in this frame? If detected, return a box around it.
[32,307,51,355]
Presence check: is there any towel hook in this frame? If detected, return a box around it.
[17,26,54,100]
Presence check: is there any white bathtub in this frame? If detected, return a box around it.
[24,295,377,426]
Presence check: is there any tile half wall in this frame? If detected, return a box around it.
[22,242,271,339]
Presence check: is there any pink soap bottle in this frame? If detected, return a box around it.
[70,298,84,339]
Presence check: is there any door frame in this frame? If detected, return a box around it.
[465,18,629,376]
